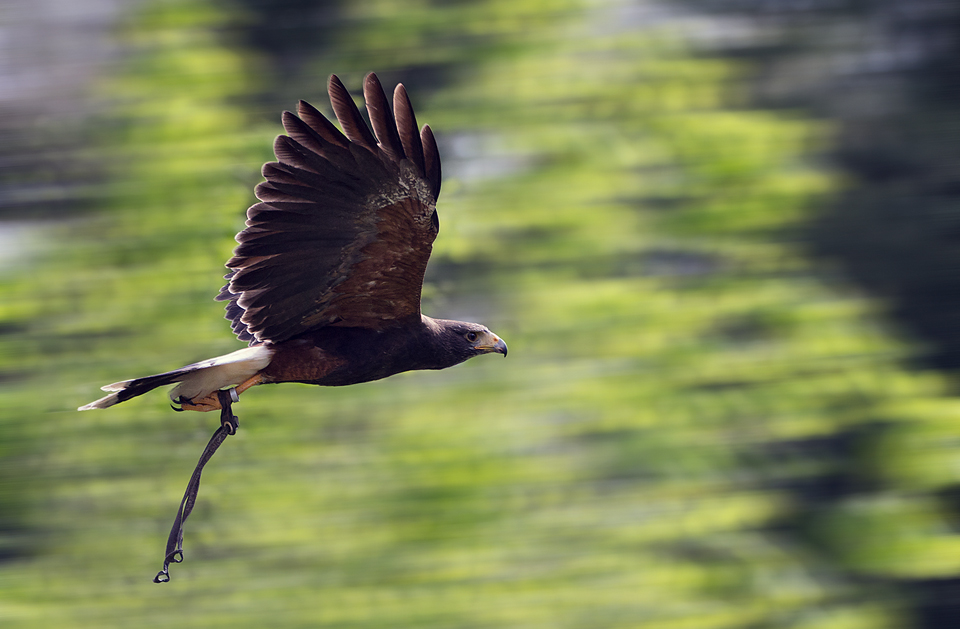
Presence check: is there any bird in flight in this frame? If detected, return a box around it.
[80,73,506,415]
[78,73,507,581]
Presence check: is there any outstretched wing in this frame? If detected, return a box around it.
[218,73,443,344]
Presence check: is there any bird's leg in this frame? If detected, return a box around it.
[174,374,264,412]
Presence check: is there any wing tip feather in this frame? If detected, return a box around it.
[328,74,378,151]
[363,72,404,161]
[421,124,441,198]
[393,83,425,175]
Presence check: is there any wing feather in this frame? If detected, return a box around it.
[294,100,350,149]
[218,72,441,344]
[394,84,424,175]
[364,73,405,162]
[327,75,378,151]
[421,124,442,200]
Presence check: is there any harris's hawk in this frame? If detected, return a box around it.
[78,73,506,581]
[80,73,506,414]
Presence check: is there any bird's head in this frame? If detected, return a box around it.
[456,322,508,357]
[424,317,508,368]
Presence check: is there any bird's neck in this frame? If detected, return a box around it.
[414,315,473,371]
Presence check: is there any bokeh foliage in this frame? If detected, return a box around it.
[3,0,960,627]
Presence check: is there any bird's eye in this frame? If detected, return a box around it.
[465,331,479,342]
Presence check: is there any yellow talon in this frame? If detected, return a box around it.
[178,393,222,412]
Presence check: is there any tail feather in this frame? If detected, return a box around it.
[78,345,274,411]
[78,371,196,410]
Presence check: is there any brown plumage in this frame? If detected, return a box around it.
[80,72,506,413]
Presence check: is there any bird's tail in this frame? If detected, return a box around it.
[78,345,274,410]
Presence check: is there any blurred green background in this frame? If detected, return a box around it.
[3,0,960,626]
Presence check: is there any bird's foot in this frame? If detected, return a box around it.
[171,391,226,413]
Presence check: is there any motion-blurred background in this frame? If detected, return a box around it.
[3,0,960,626]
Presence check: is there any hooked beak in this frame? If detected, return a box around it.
[478,335,508,357]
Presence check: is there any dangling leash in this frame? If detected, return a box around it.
[154,388,239,583]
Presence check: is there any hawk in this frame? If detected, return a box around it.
[80,73,506,414]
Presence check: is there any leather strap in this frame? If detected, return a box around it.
[154,389,239,583]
